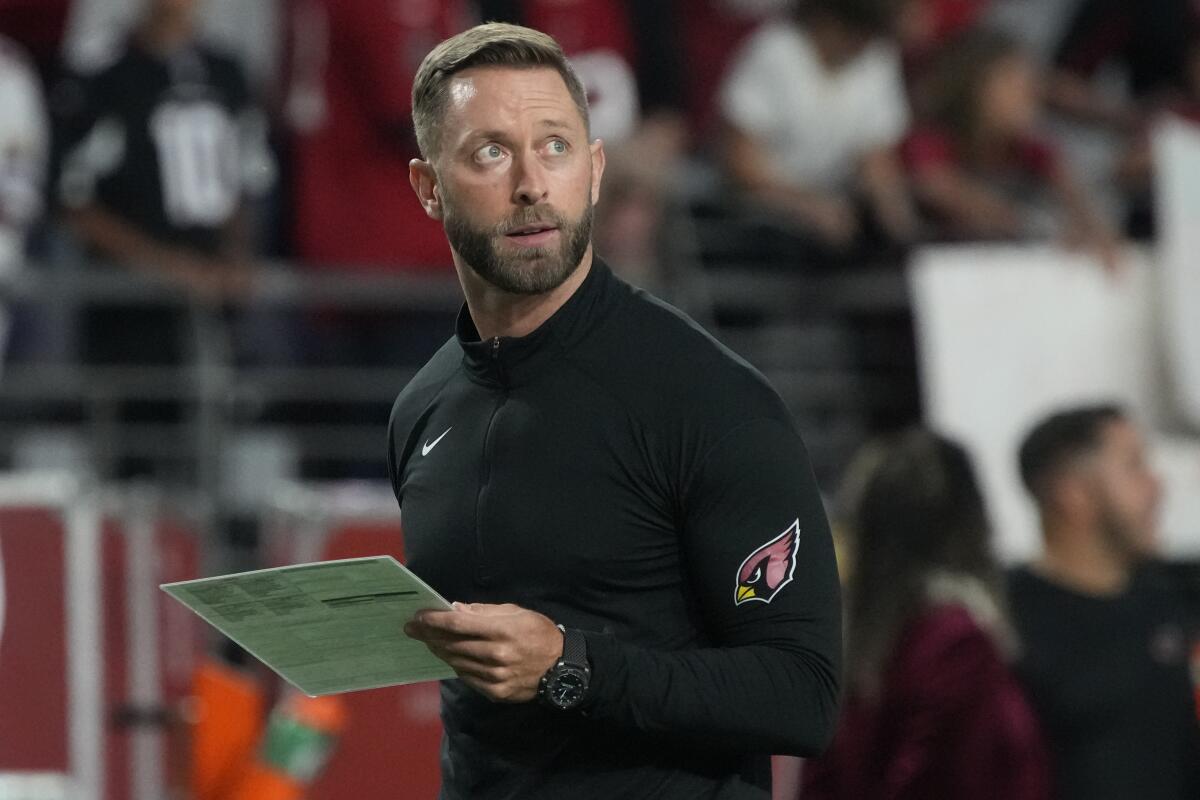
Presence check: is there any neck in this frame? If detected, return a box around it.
[1035,517,1131,596]
[138,11,193,53]
[457,247,594,340]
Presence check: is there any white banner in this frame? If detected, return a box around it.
[0,773,71,800]
[1152,116,1200,429]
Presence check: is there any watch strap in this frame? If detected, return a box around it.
[558,625,587,668]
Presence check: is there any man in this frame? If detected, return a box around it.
[55,0,274,478]
[1009,405,1200,800]
[718,0,916,261]
[390,23,841,799]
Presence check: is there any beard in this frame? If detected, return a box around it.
[443,196,594,296]
[1096,493,1156,565]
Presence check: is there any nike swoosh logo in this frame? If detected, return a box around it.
[422,427,452,456]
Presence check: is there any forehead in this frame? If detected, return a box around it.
[443,65,583,130]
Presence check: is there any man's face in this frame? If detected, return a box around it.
[424,66,603,295]
[1086,419,1162,561]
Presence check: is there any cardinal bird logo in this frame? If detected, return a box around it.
[735,520,801,606]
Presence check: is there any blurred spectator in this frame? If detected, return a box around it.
[1010,405,1200,800]
[1049,0,1200,130]
[282,0,469,272]
[55,0,274,477]
[280,0,471,374]
[905,29,1119,268]
[0,34,46,361]
[802,428,1050,799]
[719,0,917,265]
[479,0,688,289]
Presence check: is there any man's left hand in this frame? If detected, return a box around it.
[404,603,564,703]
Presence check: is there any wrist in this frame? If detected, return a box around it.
[537,625,591,711]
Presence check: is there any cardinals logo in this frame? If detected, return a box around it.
[735,520,801,606]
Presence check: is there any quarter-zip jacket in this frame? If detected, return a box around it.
[387,259,841,799]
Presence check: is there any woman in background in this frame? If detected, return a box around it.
[801,429,1050,799]
[904,29,1120,270]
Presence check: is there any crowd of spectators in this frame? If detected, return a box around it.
[0,0,1189,370]
[0,2,1198,798]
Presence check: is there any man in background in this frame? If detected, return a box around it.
[55,0,273,479]
[1009,404,1200,800]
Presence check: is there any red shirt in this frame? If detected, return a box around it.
[802,605,1052,800]
[903,125,1061,181]
[285,0,471,271]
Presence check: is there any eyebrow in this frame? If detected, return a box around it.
[466,120,577,142]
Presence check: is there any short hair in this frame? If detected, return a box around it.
[797,0,901,34]
[1018,404,1126,504]
[411,22,590,160]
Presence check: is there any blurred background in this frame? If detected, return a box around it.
[0,0,1197,798]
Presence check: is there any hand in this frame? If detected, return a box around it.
[1062,223,1126,276]
[794,195,859,249]
[161,250,226,306]
[215,259,255,302]
[404,603,564,703]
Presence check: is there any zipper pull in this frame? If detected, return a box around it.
[491,337,501,358]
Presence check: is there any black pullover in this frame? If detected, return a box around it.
[387,258,841,799]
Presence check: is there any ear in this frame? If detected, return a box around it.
[1054,472,1095,522]
[409,158,443,221]
[589,138,606,206]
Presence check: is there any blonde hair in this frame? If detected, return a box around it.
[411,22,590,160]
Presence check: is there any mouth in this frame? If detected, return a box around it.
[504,223,560,247]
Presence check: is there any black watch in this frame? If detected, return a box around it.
[537,625,590,711]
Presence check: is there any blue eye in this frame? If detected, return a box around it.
[477,144,506,162]
[548,139,568,155]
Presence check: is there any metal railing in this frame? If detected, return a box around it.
[1,243,918,498]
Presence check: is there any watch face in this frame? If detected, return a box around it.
[546,666,589,709]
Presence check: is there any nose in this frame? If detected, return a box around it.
[511,152,549,207]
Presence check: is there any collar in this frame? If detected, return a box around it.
[457,257,616,388]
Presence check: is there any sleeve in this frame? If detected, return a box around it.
[55,70,124,209]
[857,48,910,151]
[1053,0,1130,77]
[579,417,842,756]
[0,51,48,230]
[902,127,957,175]
[718,29,784,139]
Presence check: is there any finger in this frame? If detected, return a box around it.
[456,603,522,617]
[434,638,511,667]
[431,650,508,684]
[414,609,507,638]
[404,619,476,644]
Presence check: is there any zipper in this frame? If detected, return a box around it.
[475,389,507,585]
